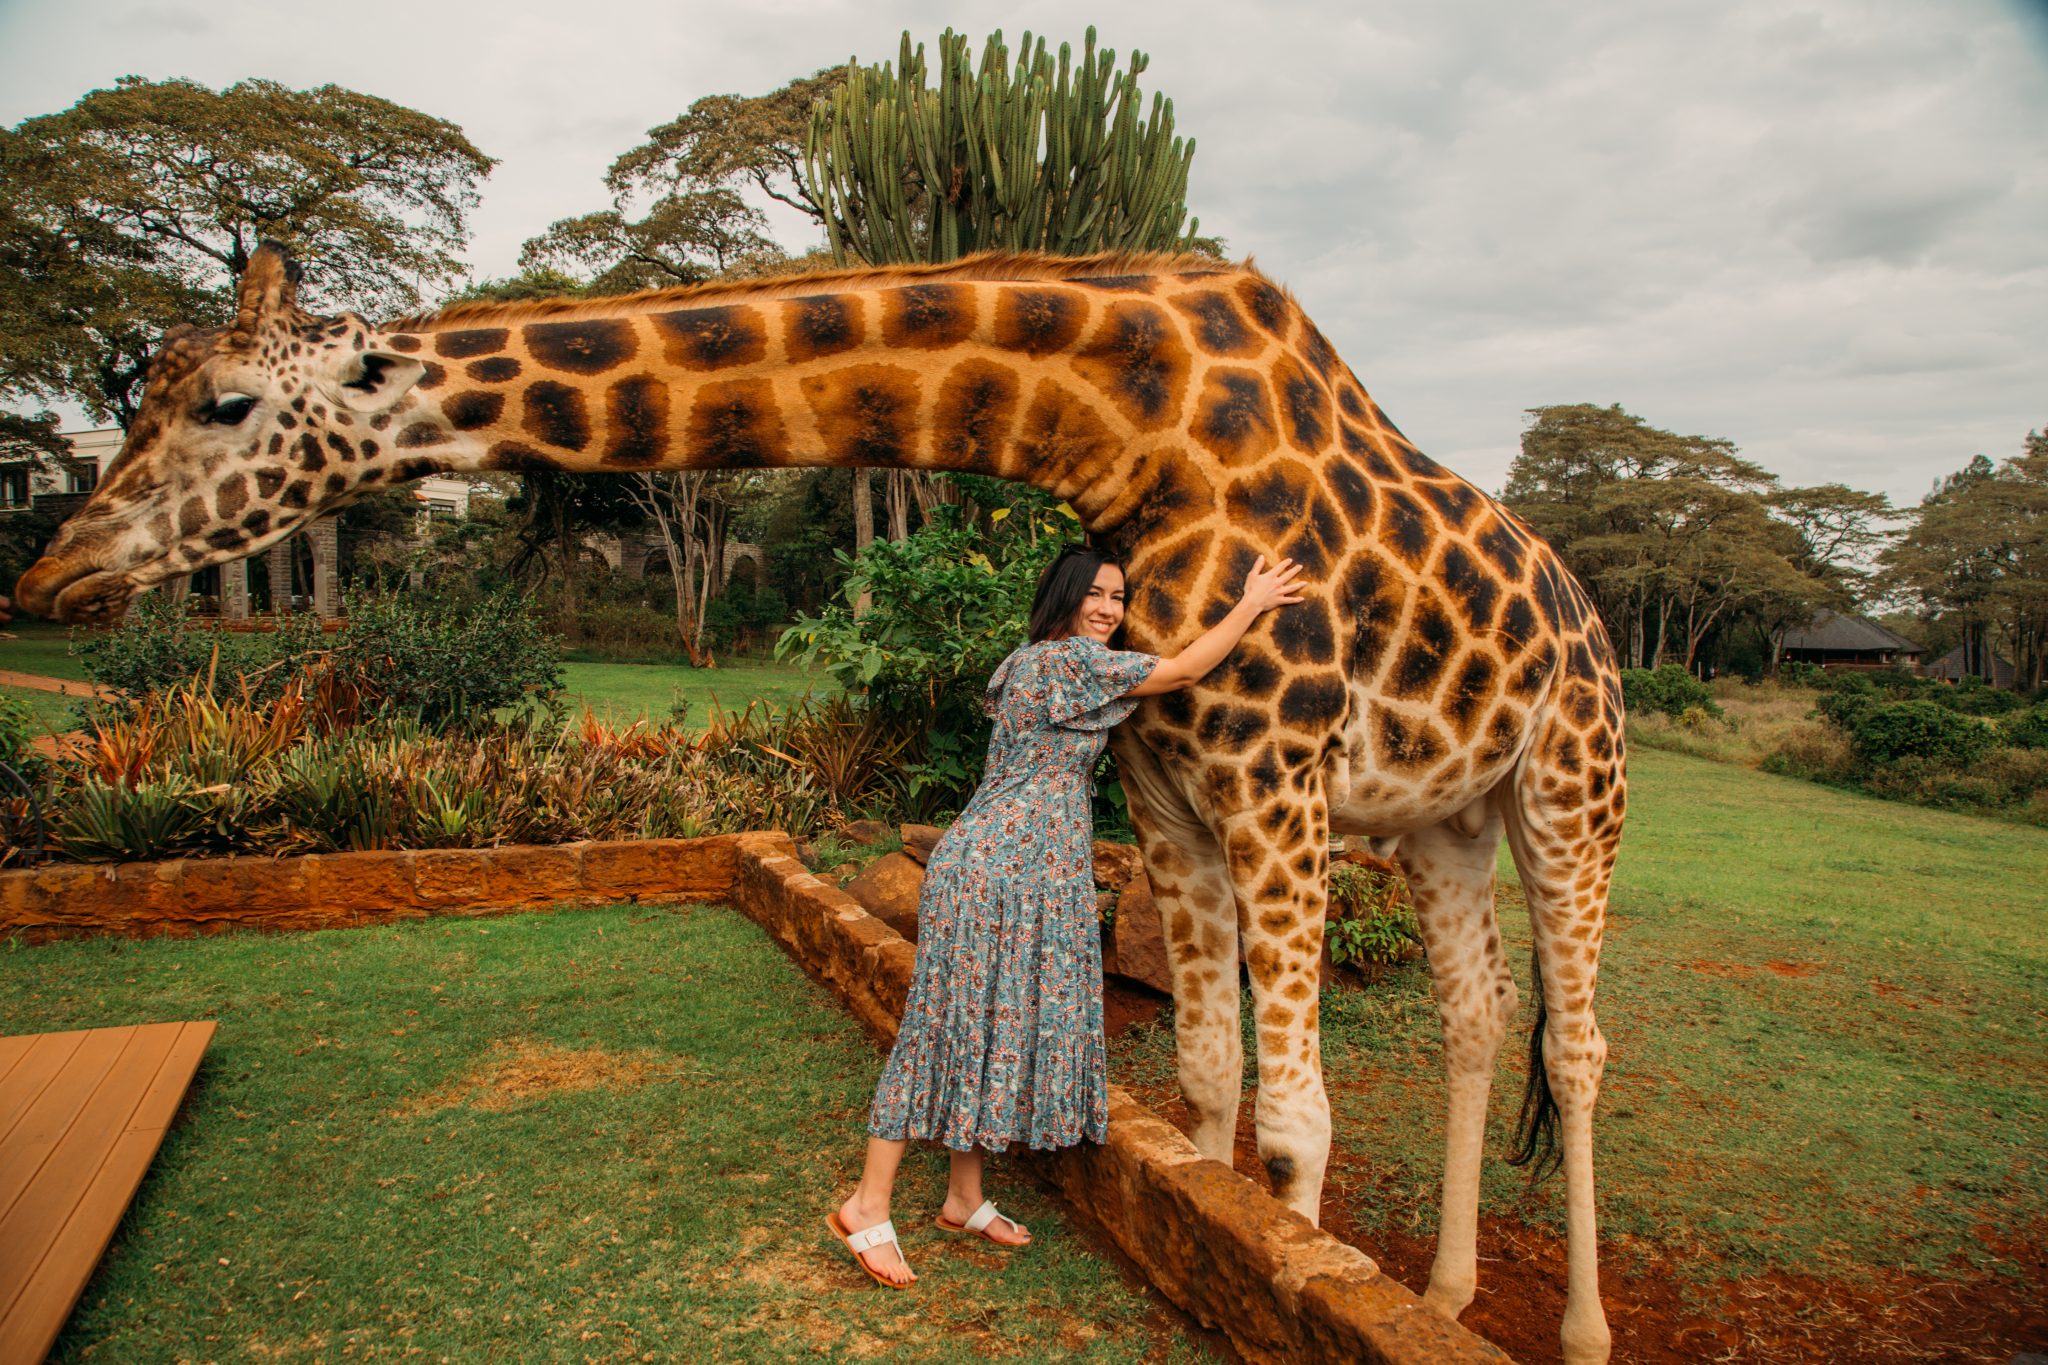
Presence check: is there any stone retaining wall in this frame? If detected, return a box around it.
[0,837,745,943]
[3,831,1511,1364]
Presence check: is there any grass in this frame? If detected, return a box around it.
[0,683,81,736]
[0,622,91,682]
[557,658,836,728]
[2,903,1207,1363]
[1112,745,2048,1282]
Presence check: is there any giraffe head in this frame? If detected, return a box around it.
[15,243,425,622]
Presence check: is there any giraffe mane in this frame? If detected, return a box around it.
[385,249,1270,331]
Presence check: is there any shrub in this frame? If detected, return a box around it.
[1844,701,1995,769]
[1620,664,1722,721]
[77,594,326,705]
[1761,723,1858,785]
[0,696,46,783]
[331,587,562,729]
[1326,859,1418,968]
[778,504,1066,816]
[1945,675,2023,717]
[2001,704,2048,751]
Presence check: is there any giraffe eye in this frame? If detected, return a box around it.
[205,393,258,426]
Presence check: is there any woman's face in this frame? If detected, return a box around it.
[1069,563,1126,642]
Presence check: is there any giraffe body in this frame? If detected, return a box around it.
[19,247,1625,1364]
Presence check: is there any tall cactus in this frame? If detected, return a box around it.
[804,27,1200,266]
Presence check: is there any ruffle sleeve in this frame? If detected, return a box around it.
[1041,636,1160,731]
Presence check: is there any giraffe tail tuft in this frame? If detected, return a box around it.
[1507,947,1563,1181]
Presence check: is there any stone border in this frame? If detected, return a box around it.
[2,831,1511,1363]
[0,837,746,943]
[726,832,1511,1365]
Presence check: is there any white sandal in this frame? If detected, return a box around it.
[827,1209,915,1288]
[935,1198,1030,1245]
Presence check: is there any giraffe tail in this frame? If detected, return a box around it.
[1507,947,1563,1181]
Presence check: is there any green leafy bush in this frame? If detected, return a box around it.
[76,594,326,705]
[778,504,1067,815]
[1999,704,2048,749]
[1844,701,1994,769]
[1620,664,1723,721]
[331,587,562,729]
[0,696,46,783]
[1325,859,1418,969]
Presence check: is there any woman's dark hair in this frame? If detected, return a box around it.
[1027,543,1126,644]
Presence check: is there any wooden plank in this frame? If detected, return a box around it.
[0,1025,180,1302]
[0,1129,162,1365]
[124,1022,214,1134]
[0,1031,88,1149]
[0,1028,131,1223]
[0,1035,36,1089]
[0,1024,212,1365]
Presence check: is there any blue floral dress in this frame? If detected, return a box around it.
[867,633,1161,1153]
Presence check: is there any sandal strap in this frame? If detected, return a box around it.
[964,1200,1001,1234]
[844,1219,898,1254]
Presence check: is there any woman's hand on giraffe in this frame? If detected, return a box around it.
[1240,555,1307,615]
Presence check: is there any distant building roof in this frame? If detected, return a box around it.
[1922,645,2017,687]
[1778,609,1923,656]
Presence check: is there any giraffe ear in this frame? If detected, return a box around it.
[322,348,424,414]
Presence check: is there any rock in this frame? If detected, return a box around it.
[794,839,820,871]
[844,851,925,941]
[899,824,945,865]
[839,818,892,846]
[1092,839,1146,889]
[829,861,860,884]
[1108,875,1172,994]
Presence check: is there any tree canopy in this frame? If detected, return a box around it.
[1884,433,2048,689]
[0,75,493,425]
[1504,404,1895,671]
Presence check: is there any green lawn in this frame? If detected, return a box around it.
[0,683,80,736]
[3,904,1206,1363]
[558,658,838,727]
[1116,745,2048,1282]
[0,622,90,681]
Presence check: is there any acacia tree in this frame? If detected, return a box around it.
[1885,435,2048,688]
[0,76,493,426]
[1505,404,1884,671]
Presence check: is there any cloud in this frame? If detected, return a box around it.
[0,0,2041,506]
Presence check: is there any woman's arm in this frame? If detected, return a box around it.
[1125,555,1307,697]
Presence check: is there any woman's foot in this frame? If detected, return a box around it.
[938,1193,1031,1246]
[836,1194,916,1284]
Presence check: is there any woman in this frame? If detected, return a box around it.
[828,543,1306,1286]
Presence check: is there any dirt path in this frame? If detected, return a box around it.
[0,669,109,699]
[1101,980,2048,1365]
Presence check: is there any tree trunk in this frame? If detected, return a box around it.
[853,469,875,616]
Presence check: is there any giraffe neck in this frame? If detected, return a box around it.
[372,272,1216,530]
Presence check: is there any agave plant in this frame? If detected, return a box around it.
[53,778,211,862]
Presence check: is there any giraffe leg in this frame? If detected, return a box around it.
[1395,803,1516,1321]
[1114,736,1244,1163]
[1217,793,1331,1221]
[1503,716,1620,1365]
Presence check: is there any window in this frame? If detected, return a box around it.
[65,462,99,494]
[0,466,29,509]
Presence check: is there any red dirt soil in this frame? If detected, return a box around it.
[1099,979,2048,1365]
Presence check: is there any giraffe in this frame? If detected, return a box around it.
[17,243,1627,1364]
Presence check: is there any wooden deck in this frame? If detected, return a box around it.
[0,1022,215,1364]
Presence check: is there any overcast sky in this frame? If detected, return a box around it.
[2,0,2042,508]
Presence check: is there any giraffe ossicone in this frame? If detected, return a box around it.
[17,242,1626,1365]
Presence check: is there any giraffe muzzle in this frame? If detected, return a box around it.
[14,555,137,625]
